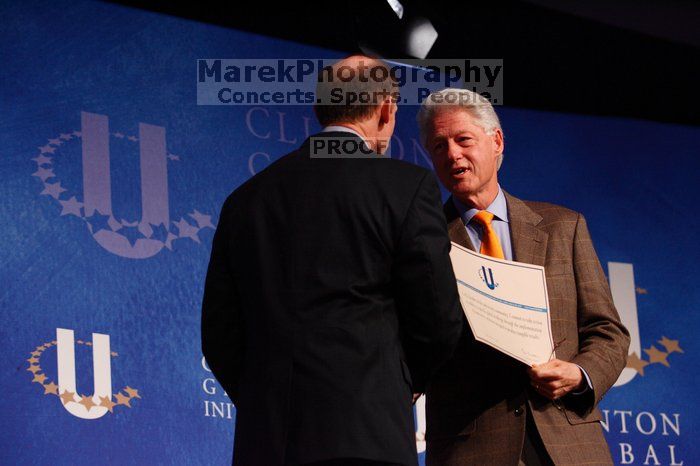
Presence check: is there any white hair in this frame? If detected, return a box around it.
[417,88,504,169]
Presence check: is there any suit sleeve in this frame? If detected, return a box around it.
[392,172,465,393]
[201,196,245,404]
[569,213,630,413]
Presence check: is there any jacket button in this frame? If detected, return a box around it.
[514,407,523,416]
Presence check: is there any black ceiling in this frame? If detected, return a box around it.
[109,0,700,126]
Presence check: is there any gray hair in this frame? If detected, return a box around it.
[417,88,504,169]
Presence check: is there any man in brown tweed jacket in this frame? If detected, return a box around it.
[416,88,630,465]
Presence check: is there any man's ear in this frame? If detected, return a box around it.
[492,128,504,156]
[378,98,393,125]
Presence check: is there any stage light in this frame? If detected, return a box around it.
[355,0,439,59]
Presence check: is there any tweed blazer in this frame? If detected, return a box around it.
[425,191,630,466]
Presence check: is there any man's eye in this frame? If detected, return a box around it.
[433,142,445,151]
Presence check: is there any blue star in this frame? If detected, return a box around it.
[120,225,144,247]
[85,210,113,234]
[149,222,169,243]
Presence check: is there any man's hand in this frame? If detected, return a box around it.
[527,359,584,400]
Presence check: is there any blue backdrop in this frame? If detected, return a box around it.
[2,1,699,464]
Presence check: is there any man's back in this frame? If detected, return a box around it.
[202,133,463,465]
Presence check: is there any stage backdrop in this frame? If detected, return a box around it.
[2,1,699,465]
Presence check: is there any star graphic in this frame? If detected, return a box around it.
[644,345,670,367]
[59,196,83,217]
[41,181,66,199]
[99,396,116,413]
[636,287,648,294]
[173,217,200,243]
[167,153,180,161]
[32,167,55,182]
[149,222,169,243]
[127,135,138,142]
[113,132,124,138]
[114,392,132,407]
[76,340,84,344]
[137,222,153,238]
[85,342,92,346]
[27,356,38,364]
[78,394,96,411]
[108,216,123,231]
[27,365,40,374]
[38,145,56,154]
[32,373,47,384]
[59,133,72,140]
[164,232,177,250]
[59,390,76,405]
[30,350,41,357]
[43,382,58,395]
[34,345,45,351]
[658,336,683,354]
[48,138,61,146]
[124,386,141,399]
[85,210,113,234]
[189,210,215,229]
[119,224,145,247]
[626,352,649,376]
[110,351,119,357]
[32,154,52,165]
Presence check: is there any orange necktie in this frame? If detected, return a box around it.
[472,210,505,259]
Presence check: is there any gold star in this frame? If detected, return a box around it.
[35,345,45,352]
[27,365,41,374]
[31,350,41,357]
[644,345,670,367]
[110,352,119,357]
[51,340,57,345]
[78,394,96,411]
[636,287,648,294]
[85,342,92,346]
[114,392,132,408]
[32,373,47,384]
[658,336,683,354]
[76,340,84,344]
[27,357,38,364]
[124,386,141,399]
[59,390,76,405]
[43,382,58,395]
[99,396,116,413]
[626,352,649,376]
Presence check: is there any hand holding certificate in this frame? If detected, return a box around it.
[449,242,555,366]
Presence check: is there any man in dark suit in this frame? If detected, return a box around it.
[417,88,630,465]
[201,57,464,466]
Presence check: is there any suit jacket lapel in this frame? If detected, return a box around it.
[444,196,474,250]
[504,191,548,266]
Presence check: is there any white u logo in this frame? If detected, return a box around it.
[81,111,170,259]
[56,328,113,420]
[608,262,641,387]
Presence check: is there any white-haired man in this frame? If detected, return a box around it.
[417,88,629,465]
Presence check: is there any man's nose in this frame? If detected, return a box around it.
[446,140,462,161]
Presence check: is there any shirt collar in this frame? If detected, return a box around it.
[322,125,365,142]
[452,185,509,226]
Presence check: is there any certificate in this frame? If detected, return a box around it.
[449,242,555,366]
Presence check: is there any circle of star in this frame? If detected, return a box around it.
[32,130,215,252]
[27,338,141,414]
